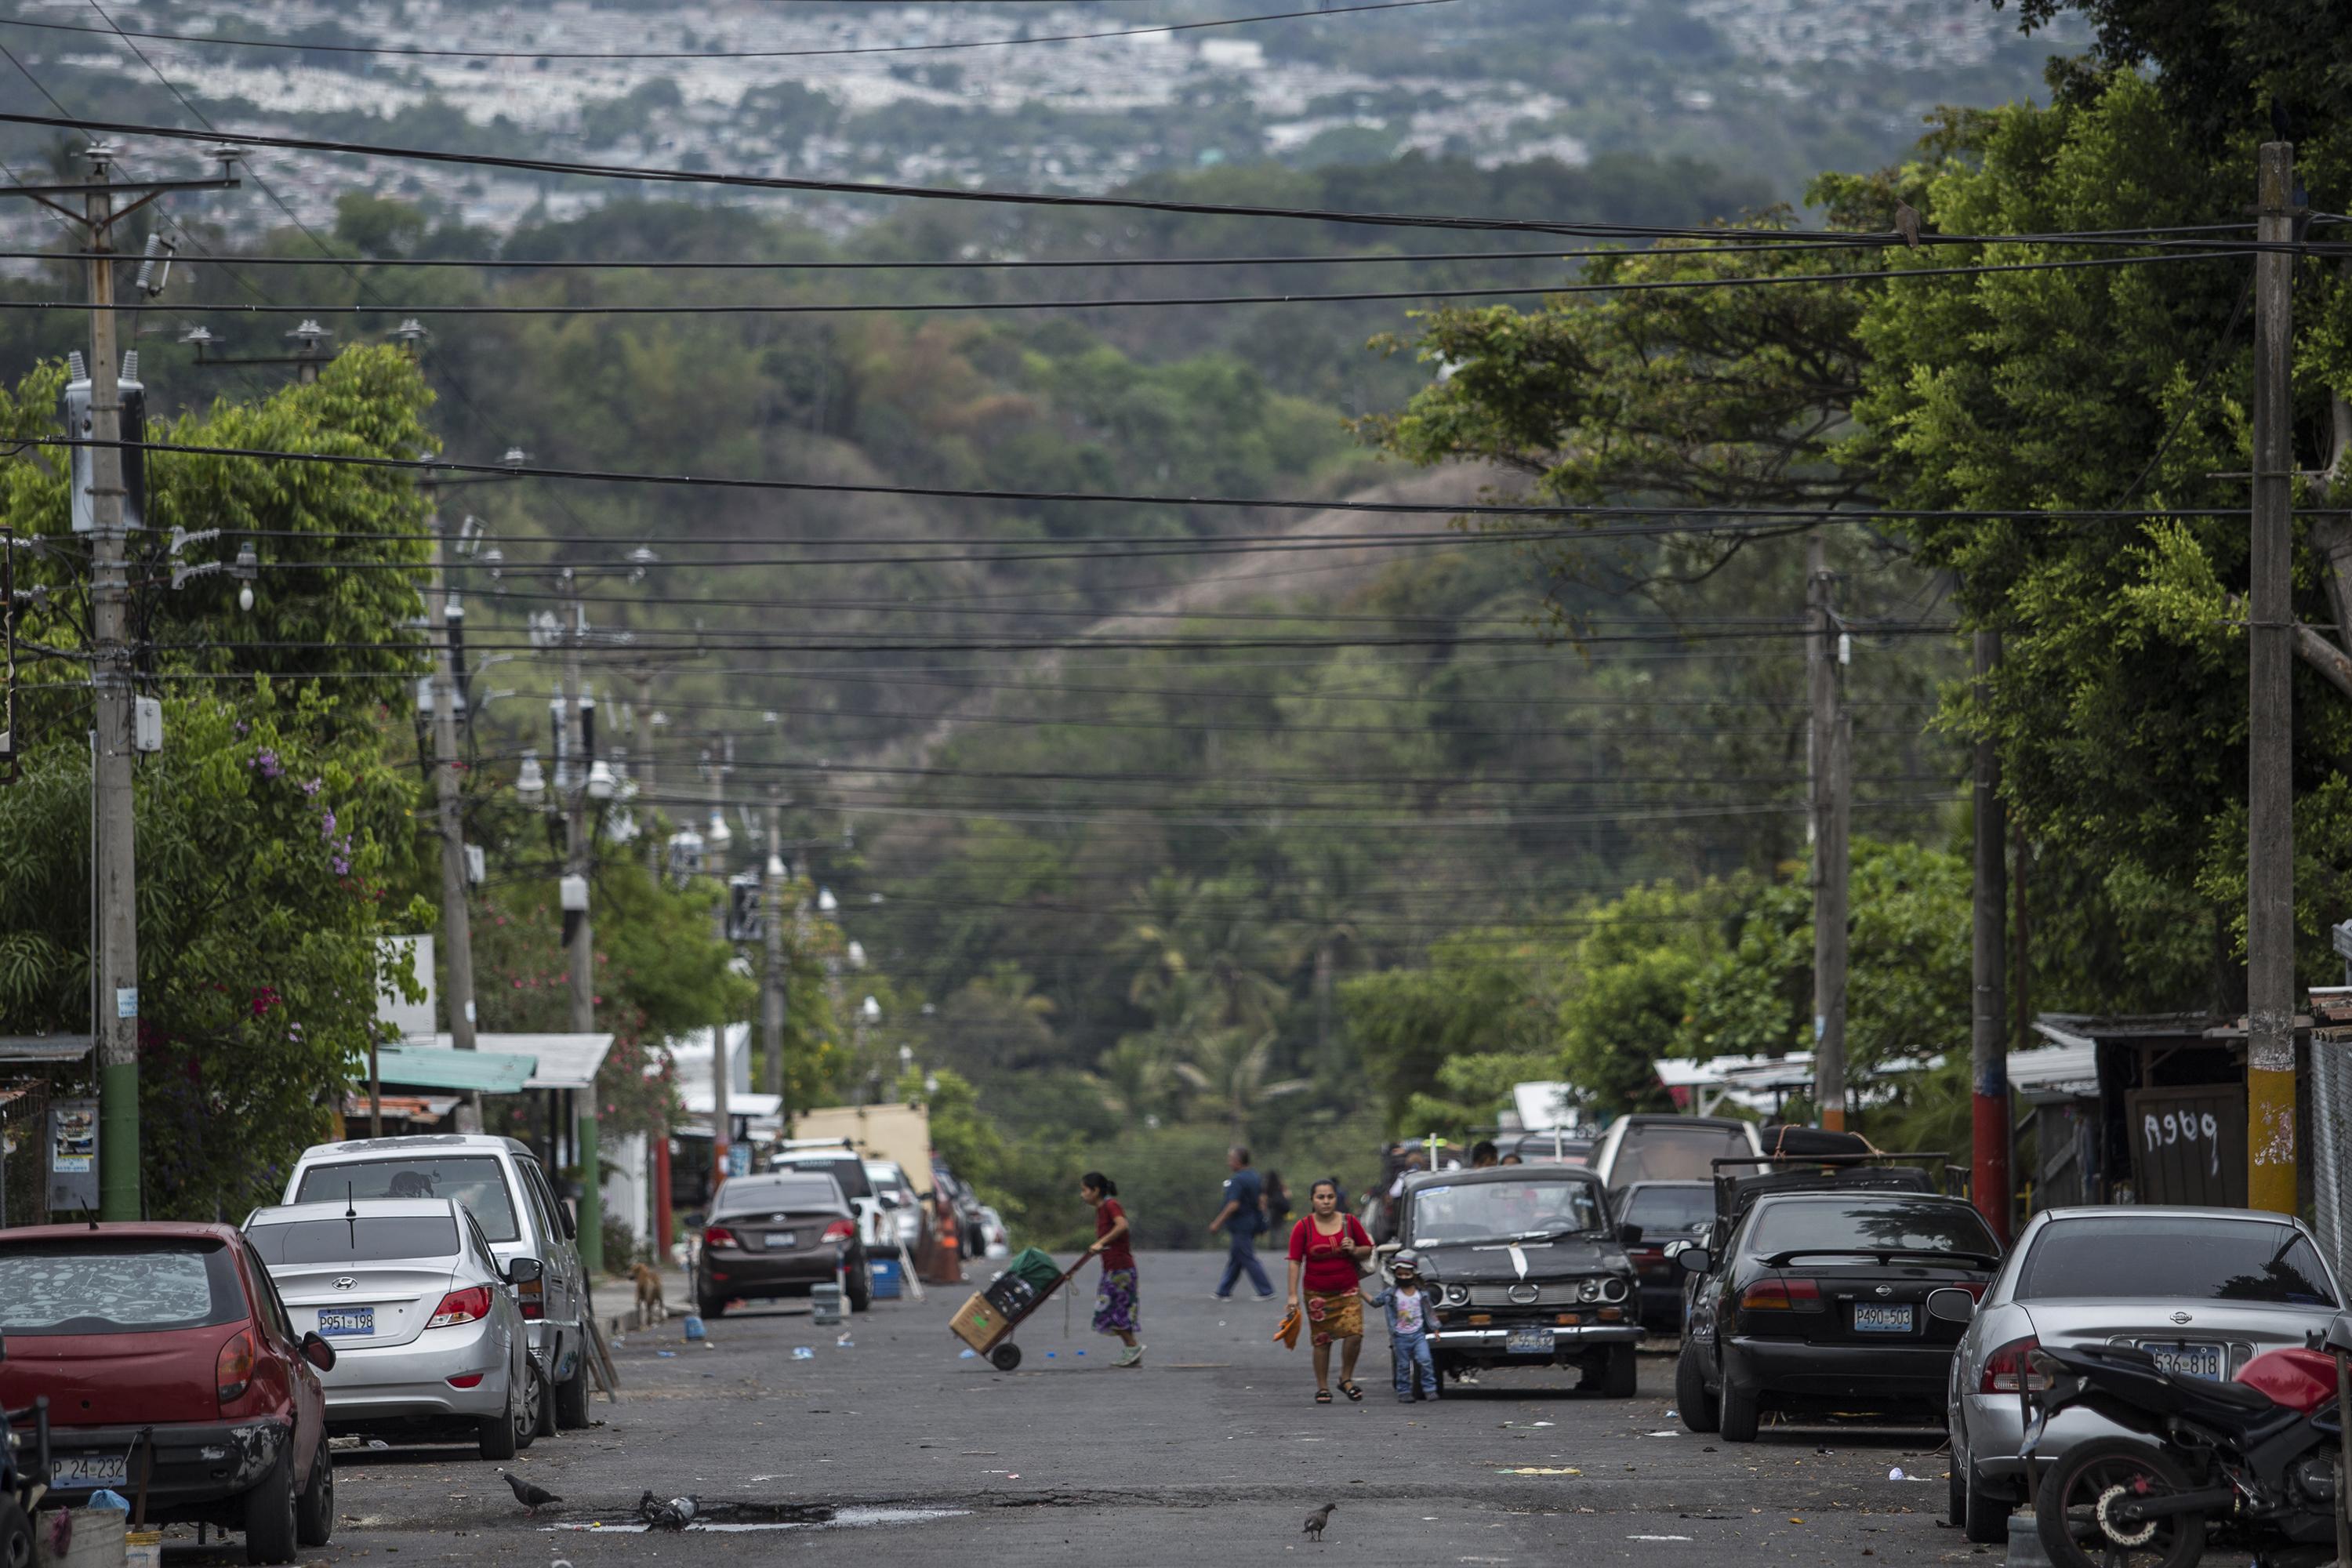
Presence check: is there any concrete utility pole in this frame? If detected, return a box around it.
[85,154,141,1220]
[705,736,731,1189]
[2247,140,2299,1214]
[425,496,478,1051]
[763,789,789,1112]
[560,619,604,1271]
[633,663,660,877]
[1969,630,2010,1242]
[1807,533,1850,1131]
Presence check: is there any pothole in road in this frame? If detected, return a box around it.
[550,1503,968,1534]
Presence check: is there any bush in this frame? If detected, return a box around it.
[601,1216,639,1276]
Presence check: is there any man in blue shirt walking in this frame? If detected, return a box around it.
[1208,1145,1274,1300]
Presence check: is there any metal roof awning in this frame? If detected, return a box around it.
[681,1087,782,1118]
[2006,1042,2099,1096]
[374,1044,537,1095]
[0,1035,94,1063]
[397,1033,612,1093]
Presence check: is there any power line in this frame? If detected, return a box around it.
[0,1,1457,61]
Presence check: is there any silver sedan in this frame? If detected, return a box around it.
[245,1197,544,1461]
[1942,1205,2341,1545]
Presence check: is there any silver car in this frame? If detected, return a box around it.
[245,1198,543,1461]
[1944,1205,2342,1544]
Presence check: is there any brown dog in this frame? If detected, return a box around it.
[632,1263,666,1328]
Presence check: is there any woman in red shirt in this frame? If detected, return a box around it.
[1286,1176,1372,1402]
[1081,1171,1143,1367]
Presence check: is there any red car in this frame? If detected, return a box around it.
[0,1222,336,1566]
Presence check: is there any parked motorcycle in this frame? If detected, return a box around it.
[2010,1310,2352,1568]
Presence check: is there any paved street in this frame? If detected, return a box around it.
[151,1252,2011,1566]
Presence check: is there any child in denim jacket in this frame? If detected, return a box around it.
[1360,1249,1438,1402]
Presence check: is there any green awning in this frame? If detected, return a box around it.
[372,1044,537,1095]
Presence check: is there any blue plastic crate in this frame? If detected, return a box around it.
[868,1256,904,1300]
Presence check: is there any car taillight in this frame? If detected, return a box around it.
[1629,1247,1663,1265]
[428,1286,493,1330]
[1982,1335,2051,1394]
[216,1330,255,1405]
[446,1373,485,1389]
[704,1225,739,1250]
[1739,1277,1824,1312]
[822,1219,855,1243]
[517,1270,545,1322]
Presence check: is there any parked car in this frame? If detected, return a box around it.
[284,1134,590,1435]
[976,1205,1011,1259]
[1614,1180,1712,1330]
[1388,1166,1645,1394]
[863,1159,925,1252]
[771,1142,889,1252]
[931,1160,988,1261]
[244,1198,540,1461]
[0,1347,45,1566]
[1944,1206,2343,1545]
[1591,1114,1762,1198]
[0,1222,337,1565]
[1505,1131,1593,1167]
[1675,1189,2001,1443]
[695,1171,870,1316]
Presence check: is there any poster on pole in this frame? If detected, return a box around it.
[47,1098,97,1214]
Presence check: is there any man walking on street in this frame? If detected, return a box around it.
[1209,1145,1273,1300]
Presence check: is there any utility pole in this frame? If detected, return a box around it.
[1807,533,1850,1131]
[705,736,732,1190]
[2247,140,2299,1214]
[764,789,789,1114]
[423,491,478,1051]
[560,614,605,1272]
[1969,630,2010,1242]
[634,664,660,877]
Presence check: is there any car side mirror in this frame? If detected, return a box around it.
[506,1257,544,1286]
[1617,1223,1643,1247]
[1926,1287,1976,1324]
[299,1331,337,1372]
[1676,1247,1711,1276]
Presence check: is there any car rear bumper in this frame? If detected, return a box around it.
[42,1417,290,1510]
[1958,1393,2142,1490]
[1430,1323,1644,1361]
[705,1248,849,1298]
[321,1319,507,1420]
[1725,1335,1957,1404]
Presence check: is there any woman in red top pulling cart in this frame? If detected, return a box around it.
[1081,1171,1144,1367]
[1287,1176,1373,1403]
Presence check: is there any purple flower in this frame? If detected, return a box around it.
[253,749,281,779]
[300,778,323,798]
[318,810,336,840]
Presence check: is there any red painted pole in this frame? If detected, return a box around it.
[653,1131,674,1258]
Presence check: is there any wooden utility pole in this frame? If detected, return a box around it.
[1808,534,1850,1130]
[2247,140,2299,1214]
[1969,630,2010,1241]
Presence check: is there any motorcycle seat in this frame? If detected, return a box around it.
[2183,1378,2276,1411]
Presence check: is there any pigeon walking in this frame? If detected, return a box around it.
[500,1470,561,1516]
[636,1490,696,1530]
[1304,1502,1336,1541]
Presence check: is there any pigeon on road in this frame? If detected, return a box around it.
[1304,1502,1336,1541]
[500,1470,561,1516]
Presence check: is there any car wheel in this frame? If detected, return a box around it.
[1675,1345,1719,1432]
[517,1356,544,1450]
[1719,1379,1761,1443]
[0,1499,32,1568]
[294,1443,334,1548]
[2035,1437,2204,1568]
[554,1343,592,1430]
[1600,1343,1638,1399]
[242,1445,299,1565]
[848,1259,873,1313]
[698,1291,728,1319]
[477,1368,521,1461]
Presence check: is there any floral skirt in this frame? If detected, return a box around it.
[1304,1287,1363,1346]
[1094,1266,1139,1335]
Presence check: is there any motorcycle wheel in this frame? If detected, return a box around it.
[2033,1438,2205,1568]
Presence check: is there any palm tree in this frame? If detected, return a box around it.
[1094,1036,1176,1126]
[1174,1028,1311,1140]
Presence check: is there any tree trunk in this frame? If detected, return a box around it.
[2294,622,2352,700]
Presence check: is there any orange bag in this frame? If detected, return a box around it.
[1273,1307,1302,1349]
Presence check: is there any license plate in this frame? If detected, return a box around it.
[2143,1341,2223,1379]
[765,1232,797,1249]
[1853,1303,1915,1333]
[52,1453,127,1486]
[1504,1327,1553,1355]
[318,1307,375,1338]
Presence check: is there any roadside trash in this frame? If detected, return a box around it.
[1628,1535,1694,1542]
[682,1315,706,1341]
[1495,1466,1581,1475]
[793,1347,815,1360]
[811,1282,844,1326]
[656,1350,677,1359]
[836,1334,855,1348]
[366,1439,390,1450]
[1663,1409,1677,1417]
[1646,1431,1679,1438]
[958,1348,977,1359]
[1045,1351,1056,1358]
[1889,1467,1930,1482]
[86,1490,129,1512]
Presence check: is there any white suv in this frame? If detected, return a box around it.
[284,1134,591,1434]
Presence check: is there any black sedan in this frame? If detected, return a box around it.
[1395,1167,1645,1395]
[1675,1191,1998,1441]
[1614,1180,1711,1331]
[695,1173,871,1316]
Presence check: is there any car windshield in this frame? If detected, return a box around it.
[1621,1185,1713,1230]
[2016,1218,2337,1306]
[776,1157,871,1200]
[1609,1123,1754,1185]
[714,1178,840,1217]
[295,1156,521,1243]
[1408,1178,1607,1243]
[246,1216,459,1265]
[0,1240,245,1335]
[1749,1199,1998,1259]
